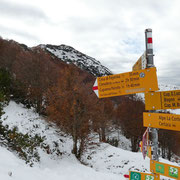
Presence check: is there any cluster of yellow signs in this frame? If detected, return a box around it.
[95,67,180,132]
[144,89,180,131]
[139,132,180,180]
[131,59,179,180]
[130,160,180,180]
[93,59,180,179]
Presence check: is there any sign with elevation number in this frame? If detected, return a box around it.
[150,160,180,179]
[92,67,158,98]
[145,90,180,110]
[132,51,147,71]
[129,171,160,180]
[143,112,180,131]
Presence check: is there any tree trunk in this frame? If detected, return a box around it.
[72,135,78,156]
[72,107,78,157]
[101,126,106,142]
[77,138,85,159]
[167,146,172,161]
[98,130,102,142]
[131,136,138,152]
[161,146,165,158]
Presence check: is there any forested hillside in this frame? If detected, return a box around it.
[0,37,179,162]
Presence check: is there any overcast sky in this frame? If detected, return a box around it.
[0,0,180,85]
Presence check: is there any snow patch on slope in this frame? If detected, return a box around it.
[2,101,73,157]
[0,101,179,180]
[40,44,112,77]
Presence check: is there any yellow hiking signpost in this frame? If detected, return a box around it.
[132,52,147,71]
[143,112,180,131]
[150,160,180,180]
[129,171,160,180]
[93,67,158,98]
[93,28,180,180]
[145,90,180,110]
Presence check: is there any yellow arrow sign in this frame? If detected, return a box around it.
[132,52,147,71]
[129,171,160,180]
[147,146,152,159]
[94,67,158,98]
[145,90,180,110]
[143,112,180,131]
[150,160,180,179]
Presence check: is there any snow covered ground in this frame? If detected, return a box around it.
[0,146,121,180]
[0,101,179,180]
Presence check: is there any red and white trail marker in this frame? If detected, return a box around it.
[92,79,99,97]
[146,30,153,50]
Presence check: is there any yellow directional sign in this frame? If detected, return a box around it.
[143,112,180,131]
[145,90,180,110]
[150,160,180,179]
[139,142,152,159]
[95,67,158,98]
[132,52,147,71]
[129,171,160,180]
[147,146,152,159]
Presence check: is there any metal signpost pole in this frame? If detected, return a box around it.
[145,28,159,161]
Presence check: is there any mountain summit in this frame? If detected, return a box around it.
[40,44,112,77]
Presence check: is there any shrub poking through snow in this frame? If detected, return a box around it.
[0,120,46,166]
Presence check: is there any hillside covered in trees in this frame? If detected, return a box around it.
[0,37,179,162]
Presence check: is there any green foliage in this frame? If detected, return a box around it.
[107,137,119,147]
[0,68,12,99]
[0,92,5,116]
[0,68,30,108]
[0,88,62,166]
[0,120,46,166]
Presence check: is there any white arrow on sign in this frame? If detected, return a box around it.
[92,79,99,97]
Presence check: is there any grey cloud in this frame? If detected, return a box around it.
[157,60,180,85]
[0,0,49,22]
[101,56,134,73]
[64,17,113,33]
[0,24,39,41]
[158,76,180,86]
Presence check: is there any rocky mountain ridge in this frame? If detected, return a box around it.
[39,44,112,77]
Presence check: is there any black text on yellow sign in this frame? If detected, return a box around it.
[132,52,147,71]
[143,112,180,131]
[145,90,180,110]
[97,67,158,98]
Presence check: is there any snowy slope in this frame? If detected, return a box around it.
[1,101,73,157]
[158,84,180,91]
[40,44,112,77]
[0,146,120,180]
[82,143,180,180]
[0,101,179,180]
[0,101,119,180]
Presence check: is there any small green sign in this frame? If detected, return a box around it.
[169,166,178,178]
[130,172,141,180]
[155,163,165,174]
[145,175,154,180]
